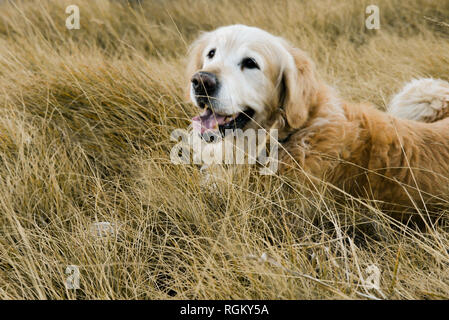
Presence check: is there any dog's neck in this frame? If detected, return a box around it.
[276,83,343,143]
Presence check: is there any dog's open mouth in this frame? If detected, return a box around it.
[192,107,255,138]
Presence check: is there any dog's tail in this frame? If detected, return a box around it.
[387,78,449,123]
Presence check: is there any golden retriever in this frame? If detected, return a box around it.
[186,24,449,213]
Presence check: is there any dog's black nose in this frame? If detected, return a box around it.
[191,72,218,97]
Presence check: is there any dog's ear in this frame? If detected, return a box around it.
[185,32,210,99]
[281,46,320,129]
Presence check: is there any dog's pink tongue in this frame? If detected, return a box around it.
[192,109,227,134]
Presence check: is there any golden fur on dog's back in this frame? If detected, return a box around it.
[280,85,449,208]
[266,45,449,210]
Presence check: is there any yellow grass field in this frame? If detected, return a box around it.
[0,0,448,299]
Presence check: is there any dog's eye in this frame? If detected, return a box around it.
[207,49,216,59]
[241,57,259,70]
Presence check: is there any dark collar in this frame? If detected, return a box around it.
[278,131,294,144]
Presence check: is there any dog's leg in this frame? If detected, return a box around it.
[388,78,449,123]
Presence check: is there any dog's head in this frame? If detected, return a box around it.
[187,24,320,139]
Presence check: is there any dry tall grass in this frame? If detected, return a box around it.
[0,0,448,299]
